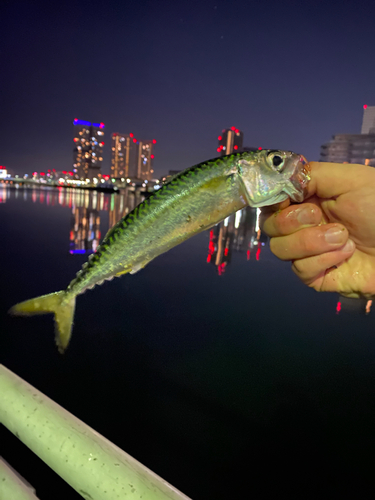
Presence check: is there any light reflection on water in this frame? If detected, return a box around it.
[2,185,371,315]
[1,185,269,273]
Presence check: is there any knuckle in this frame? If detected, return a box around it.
[298,233,311,254]
[291,260,305,277]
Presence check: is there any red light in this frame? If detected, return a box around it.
[100,142,105,146]
[151,154,154,159]
[218,136,222,141]
[217,147,221,152]
[133,138,137,143]
[231,126,236,131]
[364,105,368,110]
[256,247,261,261]
[52,169,56,172]
[235,129,239,133]
[47,169,51,172]
[74,118,77,121]
[113,133,118,137]
[247,249,250,260]
[258,147,262,150]
[99,122,105,128]
[69,171,73,176]
[73,138,78,142]
[207,254,211,263]
[62,171,67,174]
[129,133,134,138]
[336,301,341,314]
[40,172,45,176]
[152,139,157,144]
[224,248,229,256]
[234,145,238,150]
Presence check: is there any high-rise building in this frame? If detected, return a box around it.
[111,133,137,178]
[320,134,375,165]
[111,132,156,180]
[217,127,244,156]
[361,105,375,134]
[137,140,155,180]
[73,119,105,180]
[320,106,375,166]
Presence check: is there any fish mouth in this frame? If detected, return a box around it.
[288,155,311,202]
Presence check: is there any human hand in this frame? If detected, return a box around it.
[260,161,375,298]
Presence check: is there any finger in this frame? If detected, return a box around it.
[306,161,375,199]
[291,239,356,285]
[260,202,322,238]
[270,223,348,261]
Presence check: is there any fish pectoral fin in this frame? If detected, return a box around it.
[115,268,131,277]
[238,171,257,206]
[115,260,150,277]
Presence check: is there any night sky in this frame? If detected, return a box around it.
[1,0,374,177]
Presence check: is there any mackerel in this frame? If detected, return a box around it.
[9,150,310,352]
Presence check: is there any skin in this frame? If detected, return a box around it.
[259,161,375,299]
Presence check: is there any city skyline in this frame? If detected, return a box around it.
[2,1,375,179]
[320,105,375,166]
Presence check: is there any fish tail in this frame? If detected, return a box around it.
[9,291,76,354]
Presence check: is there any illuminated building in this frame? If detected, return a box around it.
[73,119,105,181]
[361,105,375,134]
[320,106,375,166]
[217,127,244,156]
[0,166,8,178]
[137,140,155,180]
[111,133,135,178]
[111,133,156,180]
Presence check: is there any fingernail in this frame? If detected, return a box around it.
[297,207,318,225]
[341,239,355,252]
[325,227,346,244]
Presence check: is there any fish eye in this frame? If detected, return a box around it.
[272,155,283,167]
[267,151,285,171]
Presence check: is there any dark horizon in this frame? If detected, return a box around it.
[1,0,374,177]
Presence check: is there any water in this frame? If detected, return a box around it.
[1,185,375,498]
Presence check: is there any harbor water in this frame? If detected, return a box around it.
[1,185,375,498]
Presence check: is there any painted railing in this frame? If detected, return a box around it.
[0,364,191,500]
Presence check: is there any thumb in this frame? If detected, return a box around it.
[306,161,374,200]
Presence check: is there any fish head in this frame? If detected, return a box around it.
[237,149,311,207]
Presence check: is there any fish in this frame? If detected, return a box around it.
[9,150,310,353]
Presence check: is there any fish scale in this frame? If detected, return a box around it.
[9,150,310,352]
